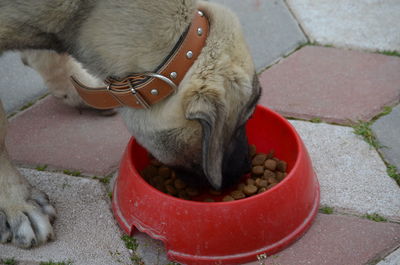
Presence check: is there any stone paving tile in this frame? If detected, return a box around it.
[134,214,400,265]
[377,247,400,265]
[259,46,400,125]
[0,51,47,113]
[244,214,400,265]
[286,0,400,52]
[290,120,400,221]
[0,168,131,265]
[209,0,306,71]
[372,104,400,170]
[6,96,131,176]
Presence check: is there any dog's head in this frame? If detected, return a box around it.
[122,2,261,189]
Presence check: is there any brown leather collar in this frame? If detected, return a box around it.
[70,10,209,109]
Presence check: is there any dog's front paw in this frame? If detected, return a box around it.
[0,188,56,248]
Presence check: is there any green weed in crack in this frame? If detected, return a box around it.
[379,50,400,57]
[319,206,334,214]
[36,164,48,171]
[62,169,81,177]
[1,258,17,265]
[364,213,387,222]
[121,235,145,265]
[387,164,400,186]
[39,260,73,265]
[352,121,382,149]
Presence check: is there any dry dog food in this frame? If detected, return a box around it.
[141,144,288,202]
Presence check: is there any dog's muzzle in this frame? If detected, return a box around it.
[70,10,209,110]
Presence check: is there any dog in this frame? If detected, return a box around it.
[0,0,261,249]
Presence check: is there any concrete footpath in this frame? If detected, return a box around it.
[1,0,399,264]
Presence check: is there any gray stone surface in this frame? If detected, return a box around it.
[290,120,400,221]
[0,52,47,113]
[286,0,400,52]
[372,104,400,170]
[377,247,400,265]
[134,233,170,265]
[0,169,131,265]
[210,0,307,71]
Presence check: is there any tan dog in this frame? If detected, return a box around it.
[0,0,261,248]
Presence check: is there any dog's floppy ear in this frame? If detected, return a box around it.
[184,89,226,189]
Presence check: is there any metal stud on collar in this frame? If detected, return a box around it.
[170,72,177,79]
[150,89,159,95]
[197,10,204,17]
[186,51,193,59]
[197,27,203,36]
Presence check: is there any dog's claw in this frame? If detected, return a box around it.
[30,189,57,223]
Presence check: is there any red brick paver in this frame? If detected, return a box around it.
[245,214,400,265]
[259,46,400,124]
[6,96,131,175]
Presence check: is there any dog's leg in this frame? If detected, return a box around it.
[20,50,85,108]
[20,50,97,108]
[0,100,56,248]
[19,50,116,116]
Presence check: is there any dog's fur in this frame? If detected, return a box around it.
[0,0,261,248]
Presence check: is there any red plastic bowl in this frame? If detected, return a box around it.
[112,105,319,265]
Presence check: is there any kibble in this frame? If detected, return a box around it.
[255,178,268,188]
[249,144,257,157]
[263,169,275,179]
[276,172,286,181]
[266,150,274,159]
[222,195,235,202]
[141,145,288,202]
[264,159,277,171]
[243,184,258,196]
[164,178,174,186]
[158,166,171,178]
[252,154,267,166]
[246,178,255,186]
[230,190,246,200]
[276,160,287,172]
[150,159,162,167]
[166,185,177,195]
[252,165,264,175]
[174,178,187,190]
[267,177,278,184]
[257,187,267,194]
[142,165,158,179]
